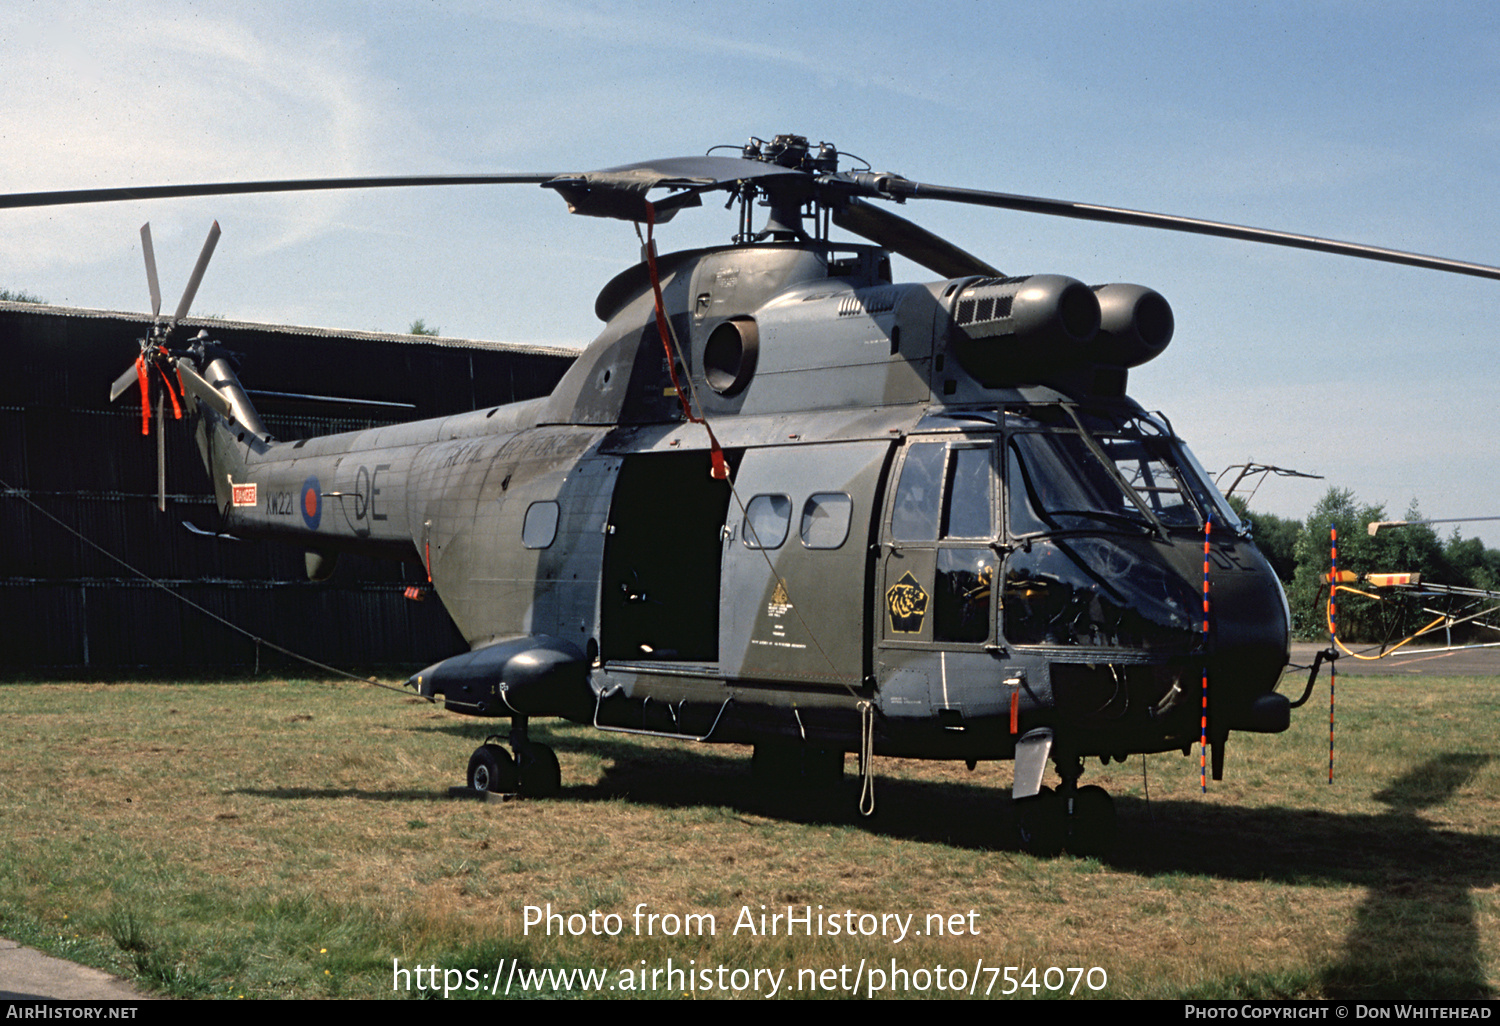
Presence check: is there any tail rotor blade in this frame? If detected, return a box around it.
[140,223,161,320]
[109,363,141,402]
[172,221,221,324]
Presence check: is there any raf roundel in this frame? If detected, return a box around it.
[301,477,322,530]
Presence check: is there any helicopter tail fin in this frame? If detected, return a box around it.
[108,330,271,511]
[179,348,269,439]
[173,348,271,514]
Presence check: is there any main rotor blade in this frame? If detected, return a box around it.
[172,221,221,324]
[0,173,560,210]
[832,197,1001,279]
[0,157,804,218]
[857,175,1500,282]
[140,223,161,319]
[543,155,807,221]
[572,154,807,187]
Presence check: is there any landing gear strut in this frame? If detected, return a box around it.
[465,716,561,798]
[1015,752,1117,858]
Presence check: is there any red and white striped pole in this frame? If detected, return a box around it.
[1201,517,1212,794]
[1327,525,1338,783]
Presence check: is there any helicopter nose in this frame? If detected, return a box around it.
[1208,567,1293,733]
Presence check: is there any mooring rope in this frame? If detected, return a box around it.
[0,473,419,698]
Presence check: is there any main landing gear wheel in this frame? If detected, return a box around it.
[1016,786,1065,857]
[1065,785,1117,859]
[515,741,561,798]
[467,744,518,794]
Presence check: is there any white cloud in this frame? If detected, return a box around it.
[1,3,395,272]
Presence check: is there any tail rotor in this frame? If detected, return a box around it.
[108,221,222,511]
[141,222,162,320]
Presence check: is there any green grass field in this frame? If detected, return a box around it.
[0,670,1495,999]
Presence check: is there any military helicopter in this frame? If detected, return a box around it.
[9,134,1500,856]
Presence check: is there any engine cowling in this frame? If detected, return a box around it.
[1089,283,1174,368]
[947,276,1173,386]
[948,274,1100,385]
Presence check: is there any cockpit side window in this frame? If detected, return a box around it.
[885,439,999,646]
[943,445,995,539]
[892,441,998,543]
[891,442,944,542]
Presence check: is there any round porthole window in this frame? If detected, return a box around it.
[522,501,559,549]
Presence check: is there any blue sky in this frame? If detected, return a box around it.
[4,1,1498,528]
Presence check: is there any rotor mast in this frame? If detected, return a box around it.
[734,134,839,244]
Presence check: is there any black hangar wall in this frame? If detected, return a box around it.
[0,302,577,674]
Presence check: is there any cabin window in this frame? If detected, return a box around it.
[800,493,852,549]
[743,494,791,549]
[522,501,559,548]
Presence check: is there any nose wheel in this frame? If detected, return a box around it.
[467,743,518,794]
[1015,786,1066,856]
[513,739,561,798]
[1015,757,1116,858]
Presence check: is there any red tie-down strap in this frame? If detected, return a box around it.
[135,349,185,435]
[643,201,729,481]
[135,354,151,435]
[155,346,183,421]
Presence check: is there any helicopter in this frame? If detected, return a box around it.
[8,133,1500,857]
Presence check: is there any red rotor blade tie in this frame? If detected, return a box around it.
[135,354,151,435]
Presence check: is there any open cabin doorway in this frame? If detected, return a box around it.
[600,449,735,663]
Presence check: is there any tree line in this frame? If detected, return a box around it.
[1236,488,1500,643]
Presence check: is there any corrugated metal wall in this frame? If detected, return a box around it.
[1,304,577,674]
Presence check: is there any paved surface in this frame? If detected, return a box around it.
[1288,641,1500,677]
[0,939,153,1001]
